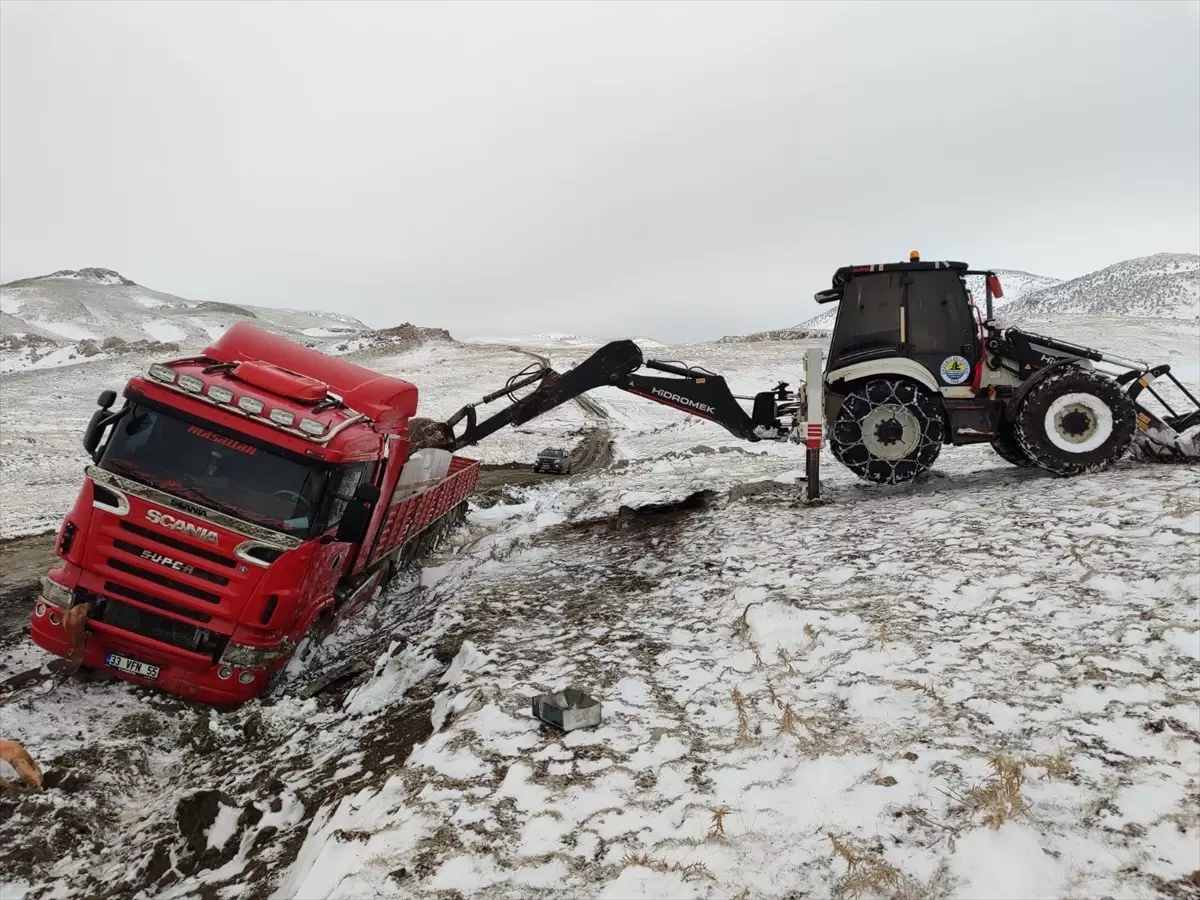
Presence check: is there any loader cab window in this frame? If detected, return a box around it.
[905,271,978,358]
[828,273,903,369]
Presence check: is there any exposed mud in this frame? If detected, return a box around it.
[0,531,58,662]
[473,425,614,505]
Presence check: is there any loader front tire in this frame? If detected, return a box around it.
[829,378,945,485]
[1013,366,1136,476]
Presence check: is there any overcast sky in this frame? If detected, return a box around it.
[2,1,1198,341]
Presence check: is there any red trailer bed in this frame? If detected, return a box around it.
[369,454,480,568]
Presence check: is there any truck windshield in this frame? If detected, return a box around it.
[99,403,327,537]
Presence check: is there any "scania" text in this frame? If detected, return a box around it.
[649,387,715,415]
[145,509,219,545]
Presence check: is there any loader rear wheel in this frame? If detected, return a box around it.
[1013,366,1136,476]
[991,423,1034,468]
[829,378,945,485]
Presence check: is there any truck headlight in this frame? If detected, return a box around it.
[178,375,203,393]
[298,418,325,436]
[269,409,295,426]
[207,385,234,404]
[220,642,289,669]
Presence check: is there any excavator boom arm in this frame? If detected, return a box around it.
[411,340,798,452]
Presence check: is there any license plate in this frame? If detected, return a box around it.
[105,652,160,680]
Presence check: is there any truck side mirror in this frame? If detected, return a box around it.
[354,483,381,503]
[82,409,108,459]
[332,482,380,543]
[83,391,120,460]
[334,501,371,544]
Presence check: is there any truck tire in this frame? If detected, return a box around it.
[1012,366,1136,476]
[991,423,1034,468]
[829,378,945,485]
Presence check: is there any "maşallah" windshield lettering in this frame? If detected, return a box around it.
[188,425,257,455]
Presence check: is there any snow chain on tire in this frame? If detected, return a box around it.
[829,378,945,485]
[1013,366,1136,476]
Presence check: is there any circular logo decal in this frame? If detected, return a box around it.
[940,355,971,385]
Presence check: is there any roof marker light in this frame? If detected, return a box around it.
[148,363,176,383]
[207,385,234,404]
[238,396,265,415]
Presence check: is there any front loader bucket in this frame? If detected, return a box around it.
[1118,365,1200,462]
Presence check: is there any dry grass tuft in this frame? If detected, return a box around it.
[765,677,780,708]
[1025,751,1073,780]
[731,889,751,900]
[897,679,947,711]
[731,685,754,745]
[875,621,891,650]
[777,647,795,673]
[828,831,902,900]
[967,755,1029,828]
[748,638,765,670]
[804,622,821,648]
[621,852,715,882]
[779,702,805,736]
[710,805,728,839]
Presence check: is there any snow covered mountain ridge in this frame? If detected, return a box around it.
[0,268,454,373]
[999,252,1199,324]
[719,254,1193,342]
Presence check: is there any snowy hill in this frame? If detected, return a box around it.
[0,268,455,373]
[0,268,370,348]
[1000,253,1200,324]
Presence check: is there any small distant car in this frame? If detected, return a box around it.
[533,447,572,474]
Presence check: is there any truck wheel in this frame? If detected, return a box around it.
[829,378,945,485]
[991,423,1034,468]
[1013,366,1136,476]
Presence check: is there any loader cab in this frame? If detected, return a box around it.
[818,256,982,390]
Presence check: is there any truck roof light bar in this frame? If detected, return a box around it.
[141,362,367,445]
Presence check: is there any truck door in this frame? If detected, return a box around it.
[306,461,377,622]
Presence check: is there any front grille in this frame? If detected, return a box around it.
[103,581,211,623]
[106,557,223,604]
[99,600,203,652]
[118,521,235,569]
[112,539,229,587]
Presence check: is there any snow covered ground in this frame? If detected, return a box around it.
[1,319,1198,900]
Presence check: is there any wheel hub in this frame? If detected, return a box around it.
[861,404,920,460]
[1054,404,1098,443]
[1042,391,1114,455]
[874,417,905,445]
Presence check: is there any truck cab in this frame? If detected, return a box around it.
[30,323,478,707]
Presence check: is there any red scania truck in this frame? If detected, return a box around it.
[29,323,479,707]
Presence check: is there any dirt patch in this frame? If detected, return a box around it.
[0,531,57,603]
[473,427,613,506]
[0,531,58,656]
